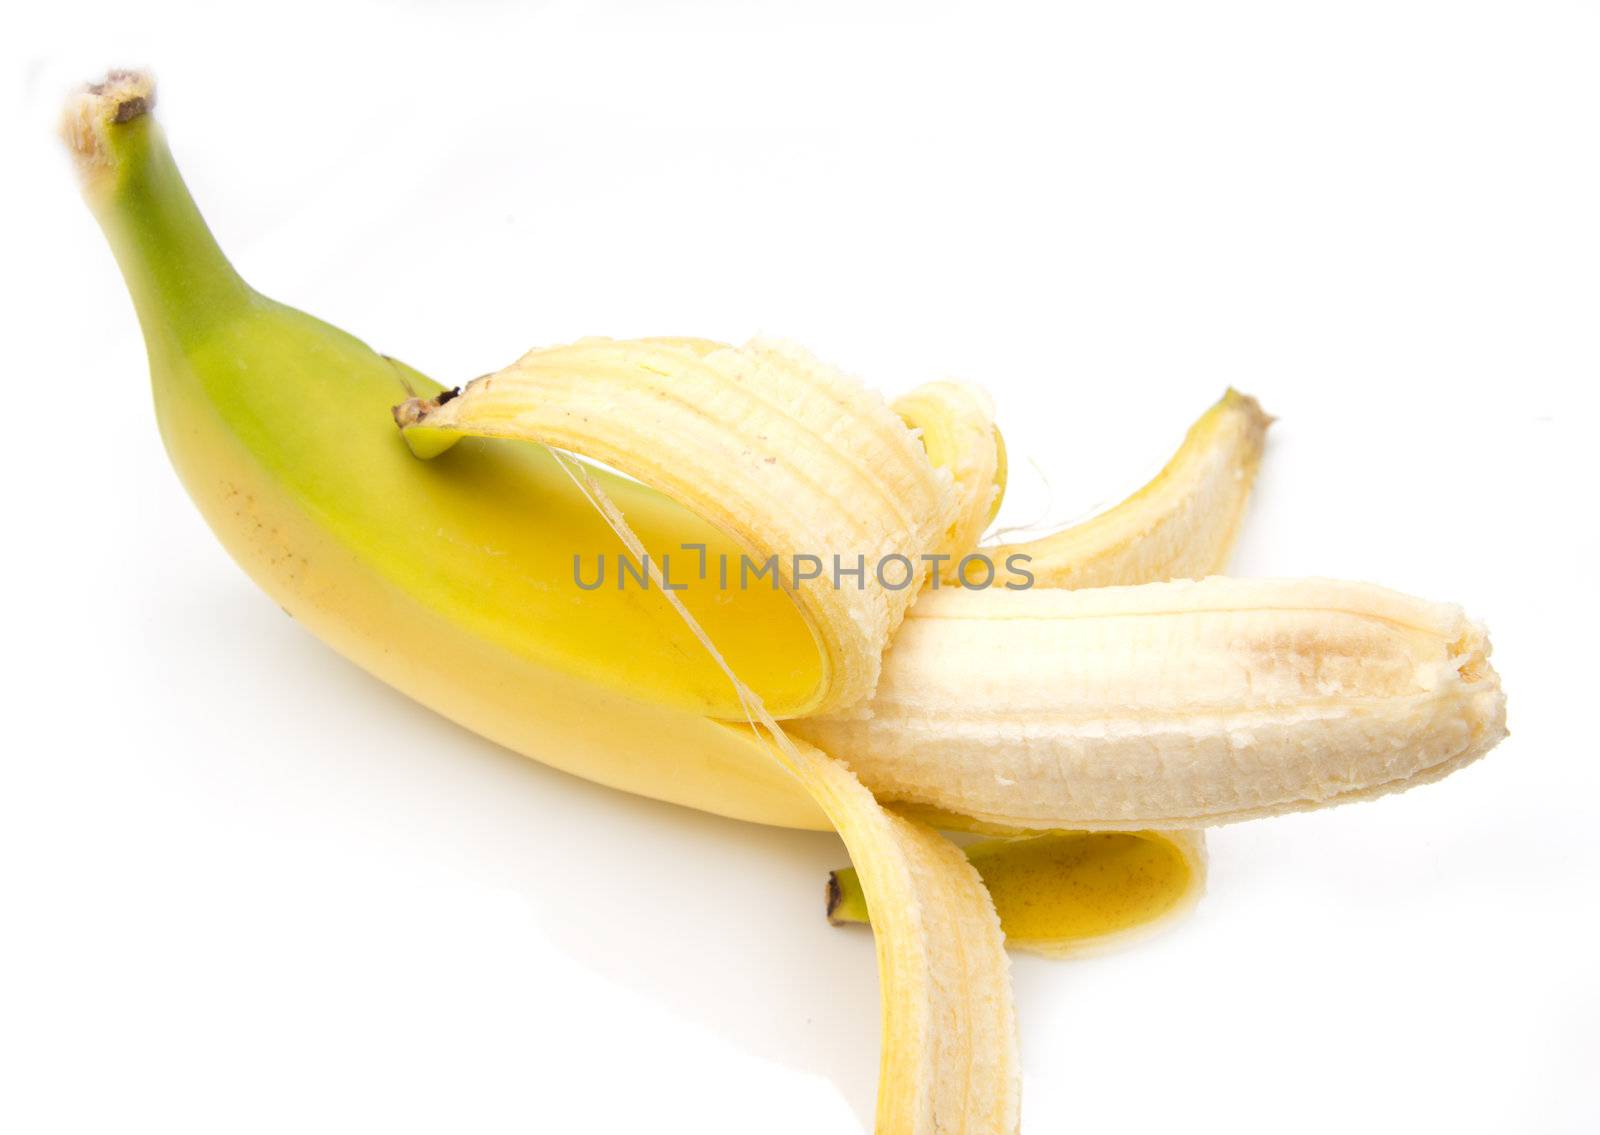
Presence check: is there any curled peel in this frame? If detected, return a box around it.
[785,735,1019,1134]
[892,381,1006,577]
[532,447,1021,1133]
[397,336,958,718]
[991,388,1271,588]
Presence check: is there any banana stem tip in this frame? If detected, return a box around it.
[825,872,845,923]
[62,70,156,174]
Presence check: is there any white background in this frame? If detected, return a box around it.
[4,3,1597,1132]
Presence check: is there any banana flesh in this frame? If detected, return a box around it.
[794,577,1506,829]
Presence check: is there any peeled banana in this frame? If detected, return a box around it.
[68,71,1507,1135]
[794,576,1506,830]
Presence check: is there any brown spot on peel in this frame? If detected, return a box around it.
[112,96,150,123]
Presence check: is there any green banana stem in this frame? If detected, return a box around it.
[68,77,251,353]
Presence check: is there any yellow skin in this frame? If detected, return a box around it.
[83,106,832,829]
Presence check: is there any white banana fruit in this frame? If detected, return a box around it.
[795,577,1506,829]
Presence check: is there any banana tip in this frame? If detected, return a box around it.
[1223,387,1277,428]
[62,70,155,173]
[825,871,845,925]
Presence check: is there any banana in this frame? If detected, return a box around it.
[69,72,1508,1135]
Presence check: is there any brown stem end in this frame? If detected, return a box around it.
[61,69,156,176]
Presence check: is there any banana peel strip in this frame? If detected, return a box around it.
[892,381,1006,575]
[792,735,1019,1133]
[397,336,959,718]
[551,450,1020,1134]
[989,388,1271,589]
[831,829,1207,960]
[404,342,1023,1130]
